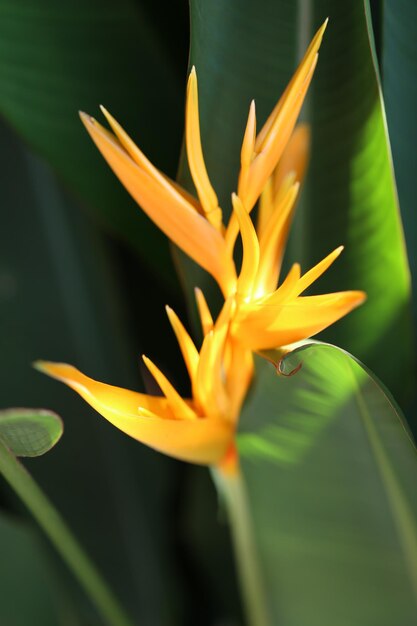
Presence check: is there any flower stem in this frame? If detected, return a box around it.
[0,437,134,626]
[212,461,271,626]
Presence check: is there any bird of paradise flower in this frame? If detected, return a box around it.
[35,20,365,470]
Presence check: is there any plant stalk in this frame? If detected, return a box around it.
[0,437,134,626]
[212,462,271,626]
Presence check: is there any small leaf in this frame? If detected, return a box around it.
[0,409,63,457]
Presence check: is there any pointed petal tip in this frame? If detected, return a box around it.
[99,104,111,120]
[32,359,49,373]
[356,290,367,305]
[318,17,329,41]
[79,111,95,125]
[32,360,73,382]
[188,66,197,84]
[165,304,176,321]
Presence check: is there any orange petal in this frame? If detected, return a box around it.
[233,290,366,350]
[271,124,310,198]
[186,68,223,230]
[254,182,299,296]
[195,299,234,419]
[166,306,199,385]
[80,112,236,296]
[255,20,327,151]
[232,194,260,300]
[243,20,327,210]
[225,339,254,423]
[257,263,301,307]
[238,100,257,201]
[100,105,203,213]
[34,361,232,465]
[142,355,196,420]
[195,287,214,336]
[294,246,344,296]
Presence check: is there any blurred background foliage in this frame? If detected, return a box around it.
[0,0,415,624]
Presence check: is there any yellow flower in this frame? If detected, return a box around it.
[35,296,252,466]
[36,21,366,469]
[80,20,365,352]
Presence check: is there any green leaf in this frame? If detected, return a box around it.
[302,1,412,401]
[237,342,417,625]
[382,0,417,344]
[0,512,63,626]
[180,0,413,400]
[0,0,184,284]
[0,408,62,457]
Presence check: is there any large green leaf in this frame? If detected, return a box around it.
[382,0,417,342]
[237,343,417,625]
[180,0,412,401]
[0,0,185,284]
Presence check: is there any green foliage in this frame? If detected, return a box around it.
[382,0,417,336]
[0,0,184,282]
[182,0,413,400]
[0,513,62,626]
[0,409,62,457]
[238,343,417,625]
[0,118,178,624]
[1,1,417,625]
[0,431,134,626]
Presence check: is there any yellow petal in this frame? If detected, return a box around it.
[255,20,327,151]
[80,112,236,296]
[195,287,214,336]
[238,99,257,201]
[34,360,174,416]
[233,264,301,331]
[256,122,309,240]
[254,182,299,296]
[34,362,232,465]
[100,105,203,213]
[232,194,260,300]
[294,246,344,296]
[258,262,301,306]
[166,306,199,385]
[271,124,310,199]
[243,20,327,210]
[225,339,254,423]
[245,57,317,210]
[256,176,274,240]
[186,68,223,230]
[142,355,196,420]
[195,299,234,419]
[234,290,366,350]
